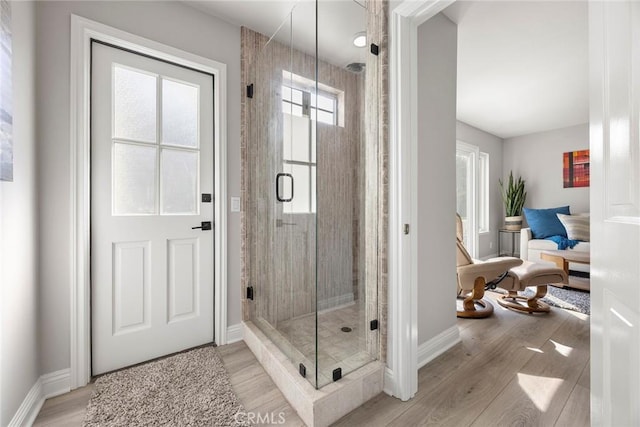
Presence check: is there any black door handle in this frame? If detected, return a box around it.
[192,221,212,231]
[276,173,293,202]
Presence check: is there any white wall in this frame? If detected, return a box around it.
[503,123,590,215]
[456,121,504,258]
[417,14,458,346]
[1,2,39,425]
[35,1,242,375]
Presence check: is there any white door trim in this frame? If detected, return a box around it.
[69,14,228,389]
[388,0,455,401]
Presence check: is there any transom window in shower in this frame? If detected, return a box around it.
[281,85,337,125]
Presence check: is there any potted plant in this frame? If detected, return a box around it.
[499,171,527,230]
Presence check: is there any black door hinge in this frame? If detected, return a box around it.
[299,363,306,378]
[246,83,254,98]
[370,319,379,330]
[333,367,342,382]
[246,286,254,300]
[370,43,379,56]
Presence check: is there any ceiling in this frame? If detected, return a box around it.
[187,0,368,69]
[443,0,589,139]
[186,0,589,139]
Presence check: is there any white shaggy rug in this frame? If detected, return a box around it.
[83,346,249,427]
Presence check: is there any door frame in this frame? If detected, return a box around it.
[388,0,455,401]
[69,15,228,388]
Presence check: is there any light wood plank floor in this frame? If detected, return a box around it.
[34,291,589,426]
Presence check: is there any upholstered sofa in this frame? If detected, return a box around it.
[520,212,590,273]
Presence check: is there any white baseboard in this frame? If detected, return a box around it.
[9,369,71,427]
[8,380,42,427]
[226,323,243,344]
[417,325,461,369]
[383,366,395,396]
[41,369,71,399]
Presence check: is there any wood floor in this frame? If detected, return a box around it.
[33,291,590,426]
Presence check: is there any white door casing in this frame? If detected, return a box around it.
[91,42,214,374]
[388,0,455,401]
[70,15,227,388]
[589,1,640,425]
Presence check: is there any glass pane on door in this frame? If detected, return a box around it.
[160,149,198,215]
[248,3,319,388]
[113,65,157,142]
[113,142,157,215]
[162,78,199,148]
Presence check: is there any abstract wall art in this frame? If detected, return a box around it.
[563,149,589,188]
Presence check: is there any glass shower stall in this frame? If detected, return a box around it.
[244,0,379,389]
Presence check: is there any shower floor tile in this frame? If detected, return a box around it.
[275,303,373,387]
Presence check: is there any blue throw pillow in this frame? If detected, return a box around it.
[523,206,571,239]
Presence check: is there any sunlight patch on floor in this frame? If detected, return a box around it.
[551,340,574,357]
[517,373,564,411]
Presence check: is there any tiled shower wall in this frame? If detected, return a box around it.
[369,0,389,363]
[240,0,388,361]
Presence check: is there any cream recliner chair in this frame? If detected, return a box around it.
[456,214,523,318]
[456,214,568,316]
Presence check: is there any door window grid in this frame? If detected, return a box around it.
[111,64,200,216]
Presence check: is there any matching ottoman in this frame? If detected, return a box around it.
[497,261,568,313]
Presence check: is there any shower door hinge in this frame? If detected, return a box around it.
[370,319,379,331]
[246,286,254,300]
[246,83,254,98]
[370,43,379,56]
[333,368,342,382]
[299,363,306,378]
[404,224,410,235]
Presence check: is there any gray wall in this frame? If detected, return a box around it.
[417,14,458,346]
[1,2,39,424]
[35,1,242,375]
[456,121,504,258]
[503,123,590,215]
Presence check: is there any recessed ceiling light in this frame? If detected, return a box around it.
[353,32,367,48]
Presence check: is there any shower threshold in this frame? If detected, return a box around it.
[242,321,384,427]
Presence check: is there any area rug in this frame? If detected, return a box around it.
[522,285,590,315]
[83,346,249,427]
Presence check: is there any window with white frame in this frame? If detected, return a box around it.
[281,83,338,214]
[479,152,490,234]
[456,142,490,257]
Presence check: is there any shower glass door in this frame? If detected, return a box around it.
[248,6,318,382]
[247,0,376,389]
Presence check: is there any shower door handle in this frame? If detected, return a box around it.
[276,173,294,202]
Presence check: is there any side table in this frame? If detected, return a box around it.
[498,229,520,257]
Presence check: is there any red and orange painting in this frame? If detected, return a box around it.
[563,149,590,188]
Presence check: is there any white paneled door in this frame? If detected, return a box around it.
[91,43,214,375]
[590,1,640,425]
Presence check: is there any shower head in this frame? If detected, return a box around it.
[346,62,366,73]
